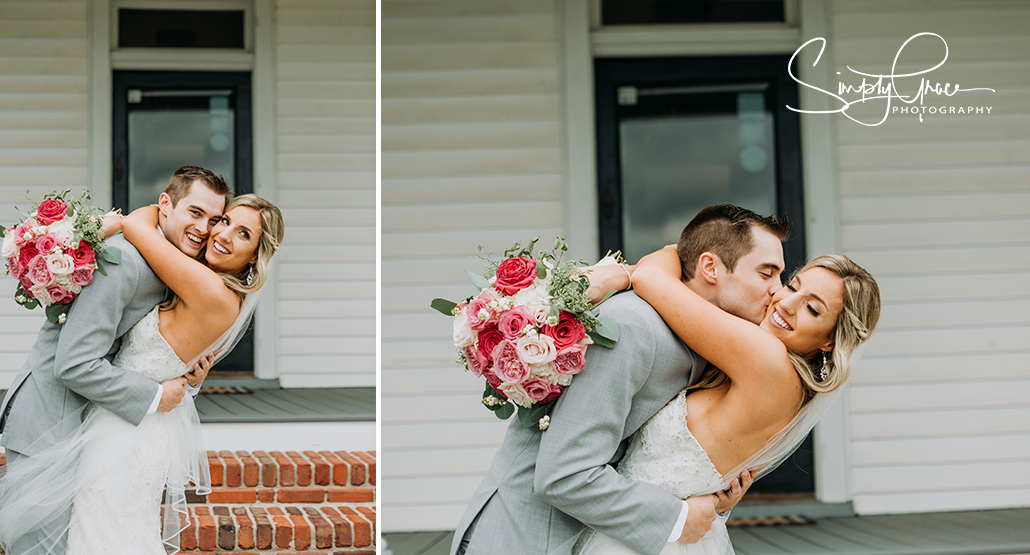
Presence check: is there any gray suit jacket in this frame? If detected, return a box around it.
[453,292,708,555]
[0,235,166,456]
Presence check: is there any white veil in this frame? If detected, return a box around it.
[0,286,266,555]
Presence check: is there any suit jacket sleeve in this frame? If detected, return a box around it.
[535,301,686,555]
[52,249,163,426]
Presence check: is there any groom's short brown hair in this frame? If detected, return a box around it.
[678,204,790,280]
[164,165,232,207]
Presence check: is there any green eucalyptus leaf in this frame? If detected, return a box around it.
[595,316,620,342]
[102,246,121,264]
[466,269,491,291]
[536,261,546,279]
[94,257,107,276]
[45,304,64,324]
[495,402,515,419]
[587,330,615,349]
[431,298,458,316]
[517,404,547,428]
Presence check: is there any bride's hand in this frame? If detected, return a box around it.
[579,263,634,304]
[99,213,123,238]
[713,468,754,515]
[185,350,220,387]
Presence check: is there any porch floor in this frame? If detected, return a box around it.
[195,386,375,423]
[0,386,376,424]
[383,508,1030,555]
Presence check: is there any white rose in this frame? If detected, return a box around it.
[46,253,75,276]
[54,274,82,294]
[29,285,53,306]
[512,282,551,308]
[1,232,17,259]
[498,382,534,408]
[516,333,557,365]
[47,219,75,244]
[452,309,475,348]
[533,363,572,387]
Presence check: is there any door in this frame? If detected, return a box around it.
[595,55,812,495]
[112,70,255,376]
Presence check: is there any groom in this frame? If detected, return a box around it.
[453,204,791,555]
[0,165,232,554]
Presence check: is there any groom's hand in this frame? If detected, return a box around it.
[679,495,718,544]
[157,377,187,412]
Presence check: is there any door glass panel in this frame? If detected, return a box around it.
[127,91,235,211]
[618,84,777,262]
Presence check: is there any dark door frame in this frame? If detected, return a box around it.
[594,55,806,270]
[111,70,253,211]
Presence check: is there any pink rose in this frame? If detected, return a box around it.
[69,242,95,266]
[498,306,536,340]
[35,199,68,225]
[13,222,33,245]
[463,345,491,377]
[69,266,93,287]
[466,290,499,331]
[523,376,563,404]
[494,257,537,295]
[553,344,587,376]
[18,273,34,294]
[476,325,504,362]
[46,283,73,304]
[27,255,54,287]
[491,340,530,384]
[542,311,586,350]
[18,244,39,270]
[34,233,61,255]
[484,369,506,399]
[7,256,23,279]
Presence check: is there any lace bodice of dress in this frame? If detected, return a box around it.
[111,307,187,383]
[616,390,725,499]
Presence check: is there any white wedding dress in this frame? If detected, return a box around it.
[576,390,734,555]
[65,307,209,555]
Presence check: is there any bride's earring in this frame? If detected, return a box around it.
[245,265,255,286]
[817,351,830,381]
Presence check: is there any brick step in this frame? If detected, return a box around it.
[0,450,378,554]
[179,504,375,553]
[182,450,378,553]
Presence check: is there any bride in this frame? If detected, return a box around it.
[0,193,284,555]
[577,246,880,555]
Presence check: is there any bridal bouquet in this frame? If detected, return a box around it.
[2,190,121,324]
[432,238,619,430]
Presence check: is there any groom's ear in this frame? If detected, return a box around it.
[157,193,172,215]
[698,252,720,285]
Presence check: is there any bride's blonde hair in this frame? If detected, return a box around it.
[160,194,284,310]
[690,254,881,406]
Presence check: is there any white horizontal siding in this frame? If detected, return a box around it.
[273,0,376,387]
[830,0,1030,515]
[0,0,88,388]
[382,0,563,532]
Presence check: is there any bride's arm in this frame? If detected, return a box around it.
[632,247,790,386]
[121,205,236,314]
